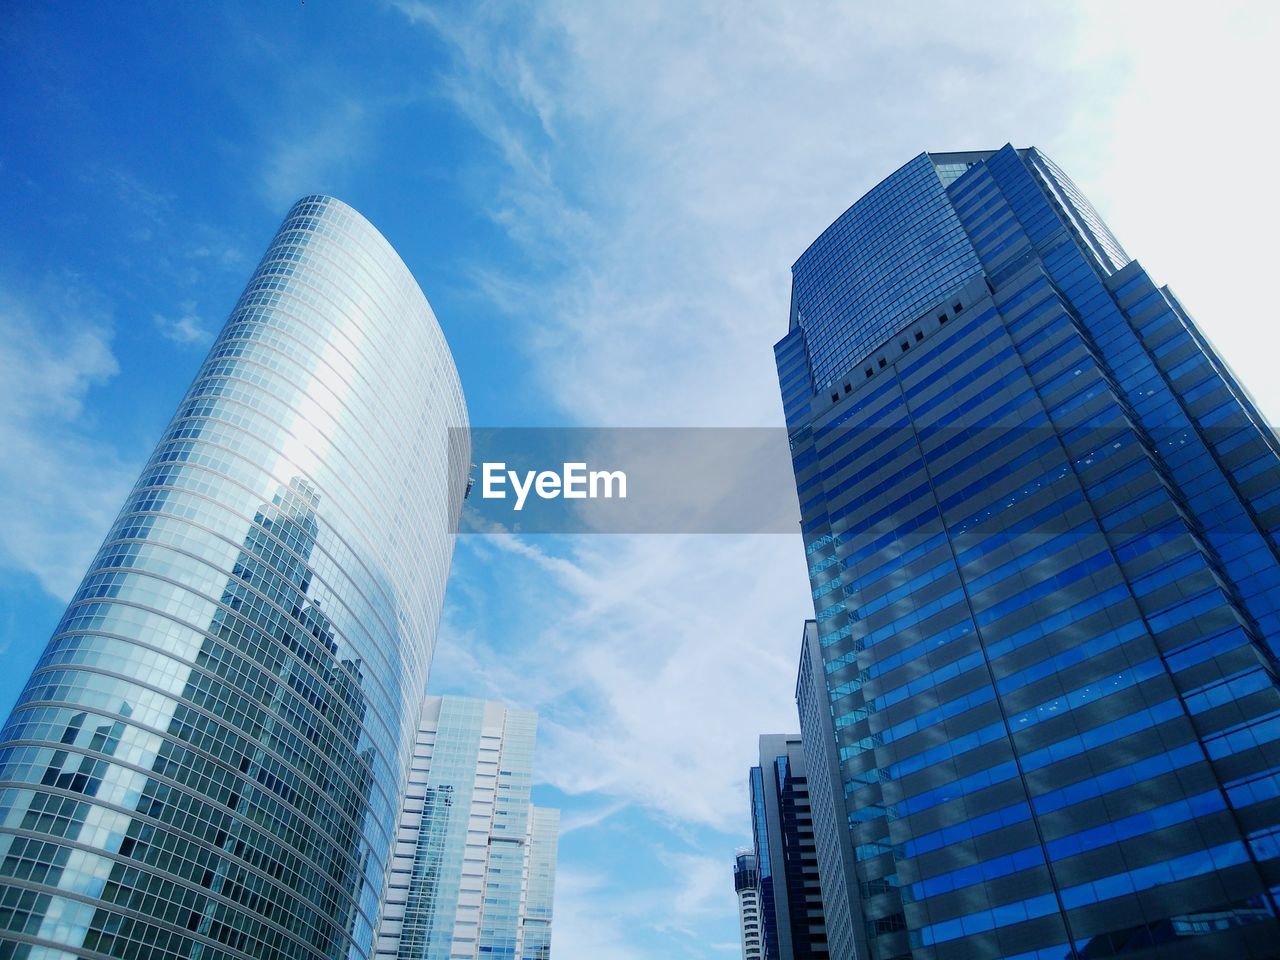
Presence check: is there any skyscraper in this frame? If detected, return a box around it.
[775,146,1280,959]
[751,735,829,959]
[0,196,469,960]
[795,621,861,960]
[735,851,764,960]
[374,696,558,960]
[519,806,559,960]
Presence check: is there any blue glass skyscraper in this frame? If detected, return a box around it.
[776,146,1280,959]
[751,735,829,960]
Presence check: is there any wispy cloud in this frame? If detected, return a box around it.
[153,299,213,346]
[545,848,743,960]
[104,166,174,224]
[652,849,738,935]
[259,98,371,209]
[440,532,809,828]
[557,798,630,837]
[0,275,139,599]
[403,2,1101,428]
[544,867,653,960]
[186,243,246,268]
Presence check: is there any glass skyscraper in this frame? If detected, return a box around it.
[776,145,1280,959]
[751,735,829,959]
[519,806,557,960]
[795,620,860,960]
[0,196,469,960]
[374,696,558,960]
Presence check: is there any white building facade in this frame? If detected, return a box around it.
[376,697,558,960]
[734,851,764,960]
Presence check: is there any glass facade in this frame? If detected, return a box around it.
[374,697,557,960]
[796,620,862,960]
[751,764,781,959]
[776,145,1280,959]
[0,196,469,960]
[519,807,557,960]
[789,153,984,393]
[751,735,829,960]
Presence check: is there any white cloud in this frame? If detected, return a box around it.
[439,532,809,829]
[652,849,737,934]
[154,299,213,346]
[0,278,139,599]
[546,849,743,959]
[556,798,630,837]
[543,867,652,960]
[1051,1,1280,425]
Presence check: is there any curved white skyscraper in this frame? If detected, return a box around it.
[0,196,469,960]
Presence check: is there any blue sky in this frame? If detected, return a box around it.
[2,2,1279,956]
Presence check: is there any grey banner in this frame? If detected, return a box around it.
[453,428,802,533]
